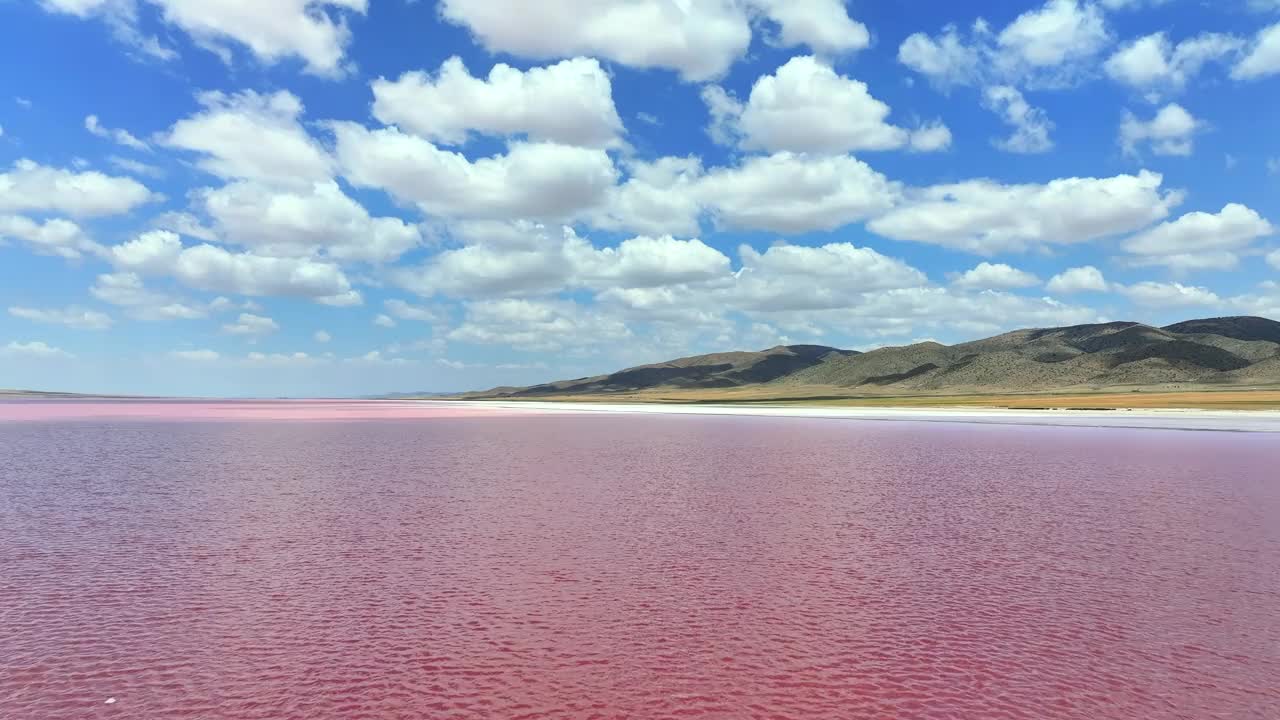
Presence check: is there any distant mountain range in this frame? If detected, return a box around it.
[465,316,1280,398]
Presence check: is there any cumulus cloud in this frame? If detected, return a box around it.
[951,262,1040,290]
[90,271,213,320]
[983,85,1054,153]
[438,0,867,82]
[742,287,1100,340]
[164,90,333,188]
[384,299,443,323]
[373,314,396,328]
[222,312,279,337]
[170,349,220,361]
[995,0,1111,79]
[1120,281,1222,307]
[8,306,113,330]
[314,330,332,343]
[109,230,360,303]
[372,56,623,148]
[2,340,74,359]
[197,180,422,264]
[1233,22,1280,80]
[108,156,164,178]
[869,170,1182,254]
[730,243,928,312]
[398,227,730,298]
[697,152,901,234]
[449,298,631,352]
[1119,103,1200,157]
[593,156,704,237]
[0,215,103,259]
[1104,32,1243,96]
[1122,203,1274,271]
[1046,266,1110,294]
[0,159,155,217]
[898,25,983,88]
[85,114,149,151]
[332,123,617,222]
[703,56,948,154]
[899,0,1111,89]
[40,0,368,76]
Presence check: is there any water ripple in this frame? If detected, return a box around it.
[1,407,1278,719]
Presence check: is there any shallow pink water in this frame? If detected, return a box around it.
[1,402,1278,719]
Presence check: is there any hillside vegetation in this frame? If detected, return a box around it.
[464,316,1280,403]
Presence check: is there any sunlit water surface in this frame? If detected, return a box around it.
[1,401,1277,719]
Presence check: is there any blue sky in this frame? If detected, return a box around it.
[1,0,1279,397]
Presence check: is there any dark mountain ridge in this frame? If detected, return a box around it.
[466,316,1280,398]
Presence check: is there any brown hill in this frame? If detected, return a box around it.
[469,344,857,397]
[466,316,1280,398]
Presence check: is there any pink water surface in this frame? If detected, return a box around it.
[1,401,1277,719]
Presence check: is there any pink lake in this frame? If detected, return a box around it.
[1,401,1277,719]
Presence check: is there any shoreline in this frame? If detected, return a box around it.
[456,400,1280,433]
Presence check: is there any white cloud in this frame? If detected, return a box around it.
[90,271,212,320]
[449,298,631,352]
[1121,281,1222,307]
[398,227,730,299]
[198,180,422,263]
[1098,0,1173,9]
[246,351,326,367]
[1268,250,1280,270]
[39,0,176,61]
[373,313,396,328]
[996,0,1110,76]
[1119,103,1200,157]
[1104,32,1243,96]
[438,0,867,82]
[1046,266,1110,294]
[1,340,73,359]
[593,156,704,237]
[313,330,332,343]
[984,85,1054,153]
[743,287,1100,340]
[332,123,617,222]
[747,0,870,56]
[1233,22,1280,80]
[8,306,113,330]
[898,25,983,88]
[85,114,149,151]
[0,215,103,259]
[909,121,953,153]
[951,262,1040,290]
[109,230,360,303]
[42,0,369,76]
[222,312,279,337]
[869,170,1181,254]
[164,90,333,188]
[170,349,220,361]
[577,234,730,289]
[1122,203,1273,270]
[151,211,218,241]
[384,299,443,323]
[730,243,928,312]
[697,152,901,234]
[372,56,622,148]
[705,56,946,154]
[108,156,164,178]
[899,0,1111,89]
[0,159,155,217]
